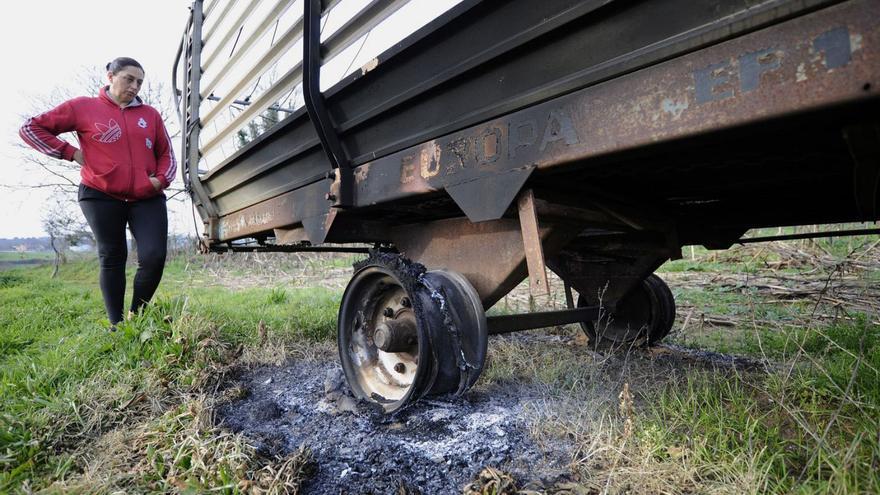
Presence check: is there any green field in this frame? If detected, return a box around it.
[0,251,55,262]
[0,236,878,493]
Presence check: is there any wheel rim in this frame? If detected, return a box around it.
[338,258,489,412]
[338,266,429,410]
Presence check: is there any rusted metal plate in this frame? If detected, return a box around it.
[391,217,575,308]
[391,218,528,307]
[214,179,333,243]
[353,0,879,215]
[214,191,298,241]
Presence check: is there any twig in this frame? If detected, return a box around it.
[679,307,695,334]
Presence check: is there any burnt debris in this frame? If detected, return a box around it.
[216,360,571,494]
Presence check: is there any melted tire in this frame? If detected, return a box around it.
[422,269,488,394]
[337,253,487,413]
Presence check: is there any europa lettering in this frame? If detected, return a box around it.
[400,108,579,183]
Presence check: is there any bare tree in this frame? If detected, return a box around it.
[42,198,91,277]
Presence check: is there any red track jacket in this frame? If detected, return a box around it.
[19,87,176,201]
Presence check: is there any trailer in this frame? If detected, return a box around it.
[174,0,880,412]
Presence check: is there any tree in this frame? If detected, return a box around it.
[42,198,91,277]
[233,102,284,150]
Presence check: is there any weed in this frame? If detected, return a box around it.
[268,287,289,304]
[0,273,24,288]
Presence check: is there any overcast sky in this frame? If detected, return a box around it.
[0,1,190,238]
[0,0,459,239]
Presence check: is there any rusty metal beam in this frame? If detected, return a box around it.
[487,305,601,335]
[517,189,550,295]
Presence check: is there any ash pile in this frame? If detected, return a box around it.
[216,361,572,494]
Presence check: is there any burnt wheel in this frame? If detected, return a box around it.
[577,273,675,350]
[337,254,487,413]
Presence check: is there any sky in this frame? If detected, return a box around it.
[0,1,190,238]
[0,0,459,239]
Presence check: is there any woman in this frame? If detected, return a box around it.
[20,57,176,329]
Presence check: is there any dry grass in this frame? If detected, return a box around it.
[474,234,880,494]
[39,312,322,494]
[57,395,314,494]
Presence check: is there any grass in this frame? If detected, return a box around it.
[483,317,880,493]
[0,232,878,493]
[0,258,333,493]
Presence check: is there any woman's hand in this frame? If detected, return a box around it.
[149,176,162,191]
[73,150,85,166]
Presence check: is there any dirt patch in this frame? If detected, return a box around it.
[216,360,574,494]
[214,334,776,494]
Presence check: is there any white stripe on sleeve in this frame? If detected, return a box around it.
[162,126,177,183]
[21,120,61,158]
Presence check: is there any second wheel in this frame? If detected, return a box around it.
[577,273,675,350]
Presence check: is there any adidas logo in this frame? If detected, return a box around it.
[92,119,122,143]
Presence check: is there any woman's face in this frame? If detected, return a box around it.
[107,66,145,105]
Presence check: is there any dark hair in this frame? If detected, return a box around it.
[106,57,144,74]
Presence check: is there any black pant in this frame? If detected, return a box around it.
[78,184,168,325]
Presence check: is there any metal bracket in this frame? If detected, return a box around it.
[303,0,354,208]
[517,189,550,295]
[444,166,535,223]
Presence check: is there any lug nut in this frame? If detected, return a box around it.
[383,307,394,317]
[394,363,406,373]
[400,297,411,308]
